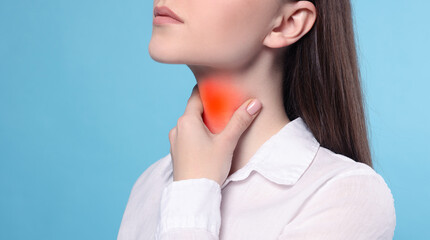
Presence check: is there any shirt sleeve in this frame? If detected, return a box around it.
[277,172,396,240]
[155,178,222,240]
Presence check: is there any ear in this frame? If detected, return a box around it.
[263,1,317,49]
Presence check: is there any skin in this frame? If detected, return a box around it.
[198,74,247,134]
[149,0,317,186]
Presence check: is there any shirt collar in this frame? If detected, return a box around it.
[166,117,321,189]
[220,117,320,189]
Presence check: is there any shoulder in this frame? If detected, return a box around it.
[118,154,173,238]
[310,146,396,234]
[313,146,394,198]
[121,152,173,216]
[281,146,396,238]
[131,152,173,193]
[312,146,392,187]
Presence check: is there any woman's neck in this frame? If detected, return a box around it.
[188,48,290,177]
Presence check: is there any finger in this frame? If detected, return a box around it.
[183,84,203,117]
[219,98,262,144]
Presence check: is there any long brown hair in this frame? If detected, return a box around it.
[281,0,372,167]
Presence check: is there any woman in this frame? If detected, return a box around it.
[118,0,396,239]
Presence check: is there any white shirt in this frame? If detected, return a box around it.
[117,117,396,240]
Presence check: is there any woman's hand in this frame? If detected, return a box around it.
[168,84,263,187]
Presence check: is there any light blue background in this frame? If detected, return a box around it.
[1,0,428,239]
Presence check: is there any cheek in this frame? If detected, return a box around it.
[186,3,269,68]
[149,1,277,67]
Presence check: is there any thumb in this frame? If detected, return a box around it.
[220,98,262,144]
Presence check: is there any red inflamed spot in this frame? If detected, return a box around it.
[199,76,246,134]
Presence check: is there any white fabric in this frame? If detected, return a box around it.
[117,117,396,240]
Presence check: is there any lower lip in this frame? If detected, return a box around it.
[153,16,183,25]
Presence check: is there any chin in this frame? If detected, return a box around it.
[148,39,184,64]
[148,39,237,69]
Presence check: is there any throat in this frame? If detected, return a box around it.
[198,76,247,134]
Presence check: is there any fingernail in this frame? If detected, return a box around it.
[246,99,262,115]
